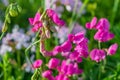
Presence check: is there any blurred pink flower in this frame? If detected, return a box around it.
[46,9,65,26]
[86,17,97,29]
[28,12,42,32]
[96,18,110,31]
[33,59,42,68]
[108,43,118,55]
[94,30,114,42]
[48,58,60,69]
[90,49,106,62]
[42,70,55,80]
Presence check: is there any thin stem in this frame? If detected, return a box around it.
[98,41,101,49]
[0,32,5,40]
[69,0,78,33]
[69,0,89,33]
[111,0,119,26]
[25,39,40,67]
[98,62,102,80]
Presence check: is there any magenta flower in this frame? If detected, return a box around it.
[55,74,69,80]
[46,9,65,26]
[108,43,118,55]
[48,58,60,69]
[61,40,72,57]
[96,18,110,31]
[42,70,54,80]
[52,46,62,56]
[90,49,106,62]
[73,32,84,44]
[33,59,42,68]
[94,30,114,42]
[28,12,42,32]
[86,17,97,29]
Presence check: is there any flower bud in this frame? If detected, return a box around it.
[6,14,11,23]
[45,30,51,38]
[9,5,18,17]
[17,5,22,13]
[2,22,8,32]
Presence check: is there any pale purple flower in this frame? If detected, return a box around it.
[1,26,30,50]
[54,26,69,43]
[108,43,118,55]
[72,23,86,34]
[33,59,42,68]
[29,12,42,32]
[0,44,12,55]
[48,58,60,69]
[90,49,106,62]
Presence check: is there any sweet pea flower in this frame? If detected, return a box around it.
[33,59,42,68]
[94,30,114,42]
[52,46,62,56]
[56,74,69,80]
[61,40,72,57]
[86,17,97,29]
[42,70,55,80]
[46,9,65,26]
[48,58,60,69]
[90,49,106,62]
[29,12,42,32]
[73,32,85,44]
[96,18,110,31]
[108,43,118,55]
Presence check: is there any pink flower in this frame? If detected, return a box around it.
[33,59,42,68]
[42,70,55,80]
[56,74,69,80]
[73,32,85,44]
[90,49,106,62]
[61,40,72,57]
[46,9,65,26]
[48,58,60,69]
[69,51,82,63]
[108,43,118,55]
[86,17,97,29]
[94,30,114,42]
[52,46,62,56]
[28,12,42,32]
[96,18,110,31]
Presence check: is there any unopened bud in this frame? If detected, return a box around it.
[2,22,8,32]
[6,14,11,23]
[9,5,18,17]
[45,30,51,38]
[17,5,22,13]
[49,26,57,32]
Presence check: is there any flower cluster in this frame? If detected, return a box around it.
[0,26,31,55]
[86,17,118,62]
[33,31,88,80]
[29,9,118,80]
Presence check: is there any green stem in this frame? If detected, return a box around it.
[69,0,78,33]
[98,62,102,80]
[69,0,89,33]
[25,39,40,67]
[17,51,21,67]
[98,41,101,49]
[0,32,5,40]
[111,0,119,26]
